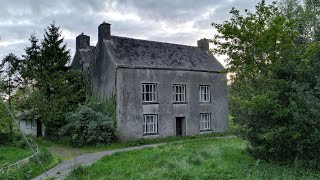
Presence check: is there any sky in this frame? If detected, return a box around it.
[0,0,272,66]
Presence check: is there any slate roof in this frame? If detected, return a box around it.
[71,46,95,70]
[107,36,224,72]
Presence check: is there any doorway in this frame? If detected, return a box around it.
[176,117,185,136]
[36,120,42,137]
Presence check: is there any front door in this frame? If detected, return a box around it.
[37,120,42,137]
[176,117,185,136]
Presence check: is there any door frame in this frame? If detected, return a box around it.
[175,116,186,136]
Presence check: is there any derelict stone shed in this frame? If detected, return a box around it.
[72,22,229,140]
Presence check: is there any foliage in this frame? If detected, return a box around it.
[0,101,14,143]
[86,96,117,121]
[213,0,320,169]
[0,53,22,109]
[20,22,86,135]
[66,138,320,179]
[60,99,118,147]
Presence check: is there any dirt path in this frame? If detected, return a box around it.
[32,135,236,180]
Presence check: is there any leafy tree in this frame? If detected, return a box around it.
[213,0,320,169]
[0,53,22,109]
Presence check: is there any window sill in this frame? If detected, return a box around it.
[173,102,187,104]
[200,129,213,133]
[142,102,159,105]
[143,133,160,137]
[199,102,212,104]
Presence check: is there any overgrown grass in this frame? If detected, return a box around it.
[36,131,234,156]
[66,138,320,180]
[0,146,32,166]
[0,147,61,179]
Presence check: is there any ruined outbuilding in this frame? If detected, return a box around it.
[72,22,229,140]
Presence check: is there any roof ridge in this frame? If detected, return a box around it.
[111,35,199,49]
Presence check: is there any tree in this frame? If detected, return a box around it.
[0,53,22,108]
[0,53,21,134]
[21,22,86,136]
[21,34,41,86]
[213,0,320,169]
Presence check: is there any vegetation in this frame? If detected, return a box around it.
[18,23,86,136]
[0,101,15,144]
[60,103,118,147]
[213,0,320,169]
[66,138,320,180]
[0,147,60,180]
[0,146,32,166]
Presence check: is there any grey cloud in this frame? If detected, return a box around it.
[0,0,277,63]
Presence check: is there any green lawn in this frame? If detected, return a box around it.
[67,138,320,180]
[0,146,32,166]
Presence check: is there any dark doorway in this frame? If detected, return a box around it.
[37,120,42,137]
[176,117,185,136]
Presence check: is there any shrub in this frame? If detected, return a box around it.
[60,104,117,147]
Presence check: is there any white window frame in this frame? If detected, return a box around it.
[143,114,158,135]
[200,113,211,131]
[199,85,210,103]
[142,83,157,103]
[173,84,186,102]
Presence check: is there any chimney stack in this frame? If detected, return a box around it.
[197,38,209,52]
[76,33,90,51]
[98,22,111,43]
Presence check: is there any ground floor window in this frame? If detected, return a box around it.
[143,114,158,135]
[26,120,30,129]
[31,119,36,129]
[200,113,211,131]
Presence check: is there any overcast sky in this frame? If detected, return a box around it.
[0,0,273,65]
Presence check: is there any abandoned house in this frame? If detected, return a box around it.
[72,22,229,140]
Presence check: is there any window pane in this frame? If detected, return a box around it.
[143,115,158,134]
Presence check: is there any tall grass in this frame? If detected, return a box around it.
[66,138,320,180]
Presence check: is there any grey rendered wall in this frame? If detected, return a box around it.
[116,68,229,140]
[19,120,37,136]
[90,40,117,100]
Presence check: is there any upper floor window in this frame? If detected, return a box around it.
[200,113,211,131]
[199,85,210,102]
[143,114,158,135]
[173,84,186,102]
[142,83,157,102]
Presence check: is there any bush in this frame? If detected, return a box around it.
[60,103,117,147]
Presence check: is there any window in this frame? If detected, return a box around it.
[143,114,158,135]
[200,113,211,131]
[26,120,30,129]
[142,83,157,102]
[31,119,36,129]
[173,84,186,102]
[199,85,210,102]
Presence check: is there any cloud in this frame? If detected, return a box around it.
[0,0,275,65]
